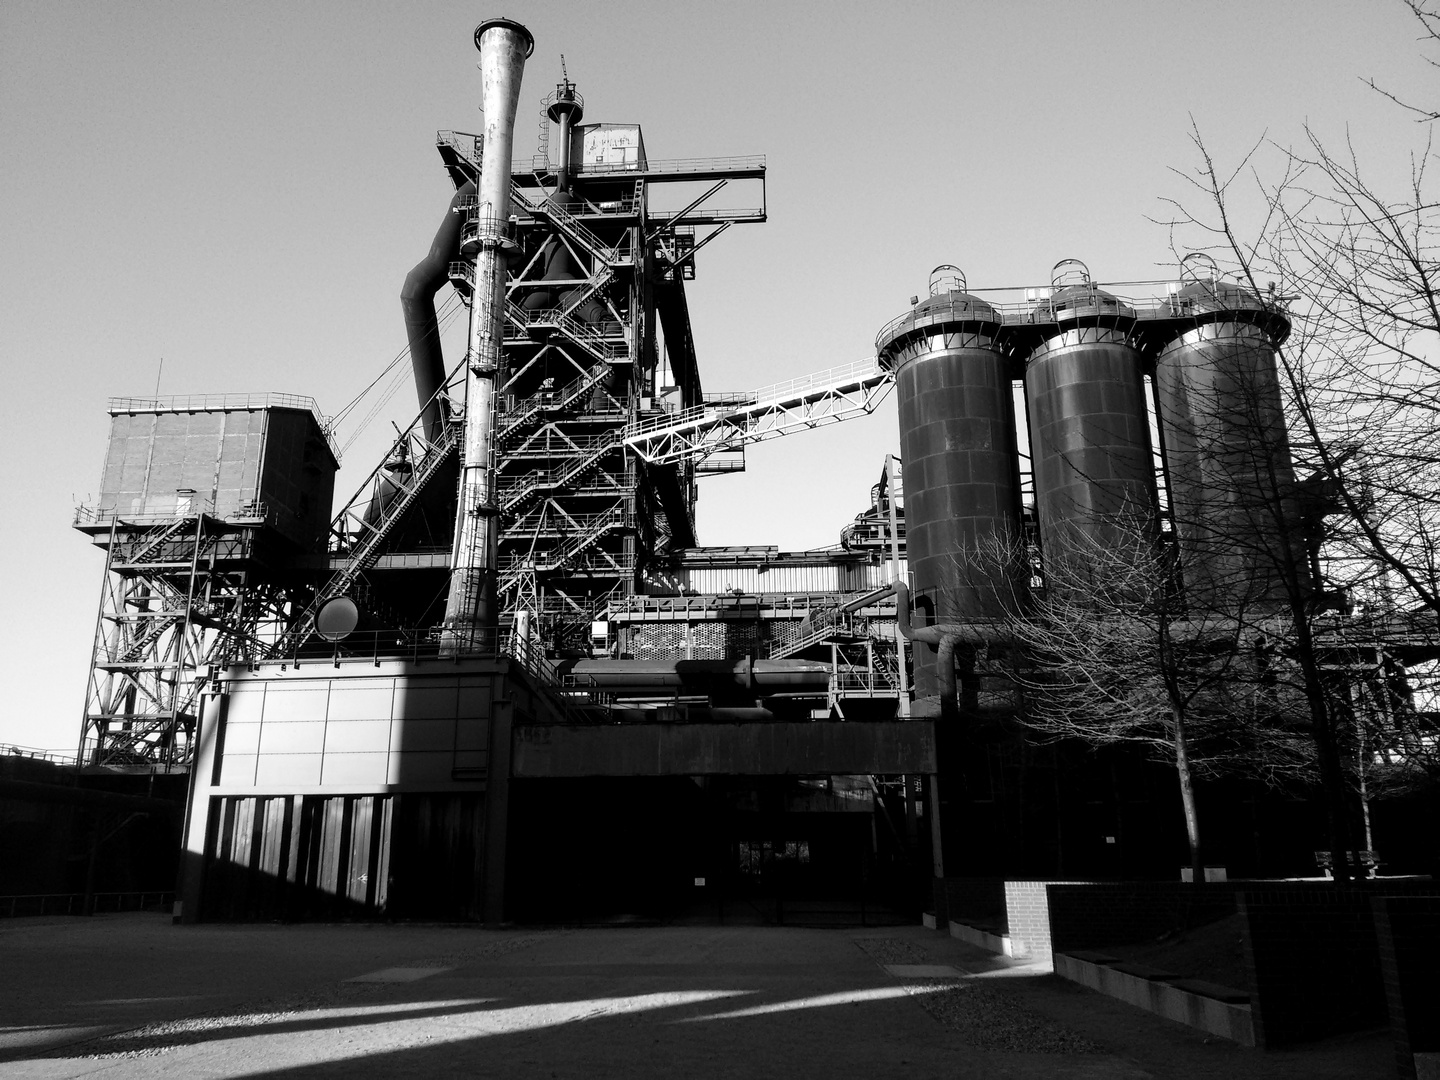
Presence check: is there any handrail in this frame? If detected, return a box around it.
[498,432,622,512]
[874,288,1288,352]
[437,132,763,180]
[498,363,611,440]
[273,422,461,656]
[507,185,624,266]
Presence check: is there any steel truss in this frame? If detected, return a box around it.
[79,513,292,770]
[622,358,895,467]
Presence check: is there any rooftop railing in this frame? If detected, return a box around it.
[106,395,339,459]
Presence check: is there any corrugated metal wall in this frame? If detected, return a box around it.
[202,793,392,920]
[201,790,488,921]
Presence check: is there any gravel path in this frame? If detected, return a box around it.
[854,936,1104,1055]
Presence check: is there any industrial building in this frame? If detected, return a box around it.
[58,20,1436,924]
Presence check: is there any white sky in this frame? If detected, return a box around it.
[2,0,1433,751]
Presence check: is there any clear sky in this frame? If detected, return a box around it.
[1,0,1432,752]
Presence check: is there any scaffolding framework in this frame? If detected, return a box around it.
[77,511,293,771]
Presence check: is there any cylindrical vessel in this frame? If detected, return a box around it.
[1154,268,1299,612]
[1025,262,1157,565]
[877,268,1024,705]
[442,18,534,655]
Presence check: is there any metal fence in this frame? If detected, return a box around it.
[0,892,174,918]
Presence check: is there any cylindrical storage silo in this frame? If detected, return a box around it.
[1024,261,1158,566]
[877,267,1025,708]
[1154,260,1301,613]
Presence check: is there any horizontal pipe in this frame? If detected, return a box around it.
[562,657,830,691]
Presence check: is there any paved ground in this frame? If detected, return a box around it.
[0,914,1392,1079]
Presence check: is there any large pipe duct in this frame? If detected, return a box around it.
[401,179,476,442]
[440,17,534,655]
[560,658,831,694]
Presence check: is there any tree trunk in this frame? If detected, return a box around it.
[1292,617,1355,884]
[1172,710,1204,886]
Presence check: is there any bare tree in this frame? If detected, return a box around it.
[958,526,1314,885]
[1153,2,1440,880]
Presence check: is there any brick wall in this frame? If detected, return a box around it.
[1239,884,1440,1049]
[1006,881,1069,961]
[1372,895,1440,1079]
[935,877,1087,964]
[1047,881,1243,953]
[629,622,768,660]
[938,877,1007,931]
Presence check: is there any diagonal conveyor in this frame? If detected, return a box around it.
[622,357,895,466]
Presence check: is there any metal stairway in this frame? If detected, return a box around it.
[498,431,621,515]
[498,361,613,443]
[499,508,631,593]
[272,420,462,656]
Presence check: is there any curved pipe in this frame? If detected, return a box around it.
[894,581,1002,723]
[401,179,475,441]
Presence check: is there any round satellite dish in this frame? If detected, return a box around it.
[315,596,361,642]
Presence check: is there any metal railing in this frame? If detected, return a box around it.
[105,395,337,458]
[874,286,1287,353]
[573,153,765,176]
[1,891,174,918]
[2,744,78,767]
[625,357,887,439]
[506,301,629,360]
[73,497,265,529]
[497,434,623,512]
[508,185,627,265]
[437,132,764,181]
[499,364,612,440]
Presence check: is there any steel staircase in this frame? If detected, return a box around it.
[498,508,631,593]
[508,184,625,267]
[272,421,462,656]
[498,431,621,515]
[498,363,612,444]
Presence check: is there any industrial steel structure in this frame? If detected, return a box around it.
[67,21,1438,922]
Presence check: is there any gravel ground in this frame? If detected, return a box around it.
[853,936,1104,1055]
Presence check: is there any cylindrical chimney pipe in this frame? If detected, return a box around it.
[547,80,583,193]
[441,17,534,656]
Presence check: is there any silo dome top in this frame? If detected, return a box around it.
[1171,255,1269,316]
[1042,258,1135,324]
[1173,277,1268,315]
[875,265,1000,362]
[1169,254,1296,342]
[912,289,999,320]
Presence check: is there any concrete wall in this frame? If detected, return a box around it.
[1373,895,1440,1080]
[510,719,935,777]
[181,658,513,923]
[1240,885,1440,1048]
[202,660,502,793]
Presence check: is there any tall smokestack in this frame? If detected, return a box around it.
[441,17,534,655]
